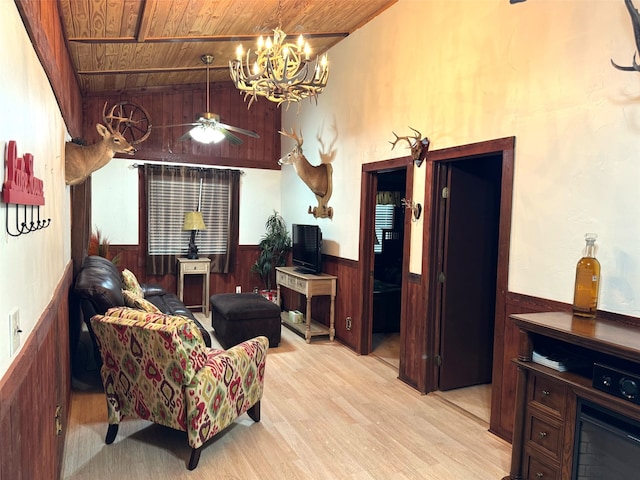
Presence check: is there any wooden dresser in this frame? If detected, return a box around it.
[503,312,640,480]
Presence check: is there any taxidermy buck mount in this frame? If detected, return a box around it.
[611,0,640,72]
[278,126,334,219]
[389,127,430,167]
[64,103,138,185]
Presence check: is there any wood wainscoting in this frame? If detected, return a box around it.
[0,262,73,480]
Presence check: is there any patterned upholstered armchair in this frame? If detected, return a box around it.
[90,307,269,470]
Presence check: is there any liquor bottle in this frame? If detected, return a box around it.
[572,233,601,318]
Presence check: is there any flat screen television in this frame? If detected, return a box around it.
[291,224,322,274]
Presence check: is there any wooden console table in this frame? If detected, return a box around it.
[276,266,336,343]
[503,311,640,480]
[177,257,210,315]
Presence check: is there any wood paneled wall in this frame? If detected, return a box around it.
[399,273,428,391]
[111,244,266,302]
[0,263,72,480]
[82,83,281,169]
[15,0,83,136]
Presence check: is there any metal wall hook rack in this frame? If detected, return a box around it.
[2,140,50,237]
[5,203,51,237]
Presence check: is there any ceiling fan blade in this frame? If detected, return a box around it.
[177,130,193,141]
[217,122,260,138]
[154,122,200,128]
[219,128,244,145]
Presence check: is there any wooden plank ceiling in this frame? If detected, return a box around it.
[59,0,397,95]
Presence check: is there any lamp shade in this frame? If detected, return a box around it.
[183,211,206,231]
[189,124,225,144]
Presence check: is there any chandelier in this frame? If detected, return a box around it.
[229,27,329,108]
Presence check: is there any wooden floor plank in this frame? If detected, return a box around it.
[62,321,510,479]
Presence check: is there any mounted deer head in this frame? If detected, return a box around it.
[612,0,640,72]
[278,127,334,219]
[389,127,430,167]
[64,103,137,186]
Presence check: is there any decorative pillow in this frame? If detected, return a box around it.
[121,268,144,297]
[121,290,162,313]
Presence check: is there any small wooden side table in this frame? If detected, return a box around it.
[275,266,337,343]
[177,257,211,315]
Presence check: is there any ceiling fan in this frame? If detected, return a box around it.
[159,54,260,145]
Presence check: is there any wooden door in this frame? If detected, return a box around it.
[437,155,502,390]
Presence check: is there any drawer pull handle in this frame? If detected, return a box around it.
[538,431,547,438]
[541,389,550,397]
[536,473,544,478]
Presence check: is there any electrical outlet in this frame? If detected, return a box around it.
[235,285,242,293]
[346,316,352,331]
[9,308,20,356]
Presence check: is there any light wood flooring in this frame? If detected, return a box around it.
[62,315,510,479]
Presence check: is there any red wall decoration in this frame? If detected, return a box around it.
[3,140,45,206]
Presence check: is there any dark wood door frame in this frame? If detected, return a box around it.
[422,137,515,403]
[359,156,414,356]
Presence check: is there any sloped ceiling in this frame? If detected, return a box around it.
[59,0,398,94]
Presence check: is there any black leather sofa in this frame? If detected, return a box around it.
[74,255,212,367]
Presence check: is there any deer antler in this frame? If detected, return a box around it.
[278,127,304,148]
[389,126,422,151]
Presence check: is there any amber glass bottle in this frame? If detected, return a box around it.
[572,233,601,318]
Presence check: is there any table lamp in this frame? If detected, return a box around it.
[183,211,206,259]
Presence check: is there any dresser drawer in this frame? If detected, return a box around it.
[529,373,566,419]
[526,414,562,459]
[276,271,288,285]
[296,278,307,292]
[181,262,209,273]
[524,451,560,480]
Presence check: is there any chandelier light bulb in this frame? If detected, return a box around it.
[228,27,330,107]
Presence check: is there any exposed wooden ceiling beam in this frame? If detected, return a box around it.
[76,65,229,76]
[67,32,348,44]
[136,0,157,43]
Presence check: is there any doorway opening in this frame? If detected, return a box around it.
[426,138,514,427]
[371,169,407,369]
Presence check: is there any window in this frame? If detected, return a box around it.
[374,204,395,254]
[144,165,239,275]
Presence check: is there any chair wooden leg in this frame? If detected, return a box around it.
[105,424,119,444]
[188,447,202,470]
[247,401,261,422]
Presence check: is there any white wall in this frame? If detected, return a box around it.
[0,2,71,377]
[92,158,282,246]
[282,0,640,317]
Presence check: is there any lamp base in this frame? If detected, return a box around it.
[187,231,199,259]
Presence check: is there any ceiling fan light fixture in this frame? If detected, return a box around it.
[189,124,225,144]
[229,27,329,108]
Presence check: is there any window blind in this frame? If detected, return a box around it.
[147,176,229,257]
[374,204,395,254]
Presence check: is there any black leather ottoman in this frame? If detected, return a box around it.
[210,293,281,348]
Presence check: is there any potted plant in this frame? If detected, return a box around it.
[251,211,291,298]
[88,228,121,265]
